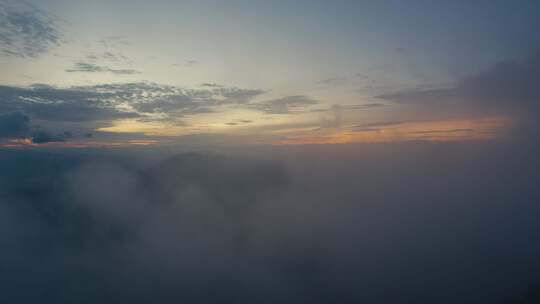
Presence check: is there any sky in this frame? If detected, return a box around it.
[1,0,539,147]
[2,2,540,303]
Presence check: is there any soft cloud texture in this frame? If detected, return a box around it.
[247,95,318,114]
[0,82,266,126]
[0,1,61,57]
[66,62,140,75]
[377,52,540,119]
[1,141,540,303]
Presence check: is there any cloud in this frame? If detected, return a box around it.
[201,83,223,88]
[407,128,474,134]
[30,130,65,143]
[376,88,460,104]
[0,151,292,302]
[98,36,130,48]
[184,60,199,67]
[66,62,141,75]
[84,51,131,64]
[0,2,61,58]
[0,112,71,144]
[312,103,385,113]
[248,95,318,114]
[374,51,540,143]
[215,87,266,104]
[0,112,29,138]
[101,51,130,62]
[354,120,408,129]
[225,119,253,126]
[0,84,139,122]
[1,143,540,303]
[124,84,264,115]
[0,82,266,124]
[377,52,540,115]
[317,76,348,86]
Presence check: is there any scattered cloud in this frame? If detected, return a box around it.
[184,60,199,67]
[317,76,348,86]
[174,60,200,68]
[200,83,223,88]
[0,82,267,141]
[312,103,385,113]
[84,51,131,63]
[66,62,141,75]
[98,36,130,48]
[0,2,61,58]
[225,119,253,126]
[248,95,317,114]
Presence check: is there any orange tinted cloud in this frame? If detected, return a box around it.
[273,116,512,145]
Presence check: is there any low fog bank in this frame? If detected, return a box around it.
[1,139,539,304]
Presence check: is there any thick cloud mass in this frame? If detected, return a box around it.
[0,111,29,138]
[378,52,540,125]
[1,143,540,304]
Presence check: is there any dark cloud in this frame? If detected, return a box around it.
[30,130,65,143]
[377,87,460,104]
[0,112,30,138]
[0,84,139,122]
[374,52,540,144]
[0,111,71,143]
[0,2,61,58]
[0,82,266,127]
[355,120,408,128]
[248,95,318,114]
[66,62,140,75]
[377,52,540,116]
[224,119,252,126]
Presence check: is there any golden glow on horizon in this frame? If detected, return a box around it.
[6,116,513,149]
[96,120,177,135]
[272,116,512,145]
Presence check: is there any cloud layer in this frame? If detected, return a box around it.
[1,142,540,303]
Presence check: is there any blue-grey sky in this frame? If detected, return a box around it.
[1,0,539,147]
